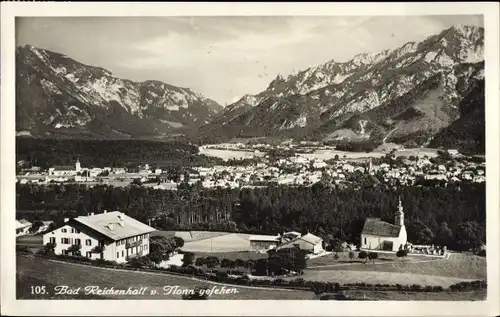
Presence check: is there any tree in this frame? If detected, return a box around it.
[195,257,205,267]
[396,249,408,260]
[148,236,176,264]
[333,253,339,261]
[67,244,81,256]
[368,252,378,264]
[43,242,56,255]
[435,222,453,247]
[128,256,153,268]
[205,256,219,273]
[173,236,185,249]
[220,259,231,269]
[456,221,483,251]
[226,260,236,275]
[234,259,245,268]
[348,251,355,262]
[358,251,368,263]
[182,253,195,267]
[29,220,44,233]
[407,220,435,245]
[244,259,255,275]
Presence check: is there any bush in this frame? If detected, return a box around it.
[449,280,487,292]
[215,271,229,281]
[477,249,486,257]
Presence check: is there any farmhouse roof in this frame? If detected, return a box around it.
[249,235,280,242]
[73,211,156,241]
[299,233,323,245]
[362,218,401,237]
[278,232,323,249]
[16,220,31,229]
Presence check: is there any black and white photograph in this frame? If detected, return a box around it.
[1,2,499,316]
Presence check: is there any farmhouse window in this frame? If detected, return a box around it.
[117,252,120,258]
[75,238,81,245]
[61,238,70,244]
[86,239,92,246]
[364,237,367,245]
[86,252,91,258]
[49,237,56,244]
[122,250,124,257]
[61,228,67,233]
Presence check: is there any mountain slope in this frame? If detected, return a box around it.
[16,45,223,138]
[429,79,485,154]
[202,25,484,149]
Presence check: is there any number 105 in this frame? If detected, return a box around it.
[30,286,47,295]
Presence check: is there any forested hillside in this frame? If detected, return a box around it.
[17,182,485,251]
[16,137,222,169]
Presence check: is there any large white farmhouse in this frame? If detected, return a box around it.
[360,197,407,252]
[42,211,156,263]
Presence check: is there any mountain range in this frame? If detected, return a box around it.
[16,45,223,138]
[16,24,485,153]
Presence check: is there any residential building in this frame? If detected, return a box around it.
[248,235,280,251]
[360,197,407,251]
[42,211,156,263]
[278,232,324,254]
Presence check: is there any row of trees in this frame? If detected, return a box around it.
[16,138,223,169]
[184,248,308,277]
[17,182,486,251]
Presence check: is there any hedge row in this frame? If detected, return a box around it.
[20,252,487,293]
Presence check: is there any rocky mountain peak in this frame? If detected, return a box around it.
[16,45,223,137]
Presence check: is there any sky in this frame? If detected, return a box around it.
[16,15,483,106]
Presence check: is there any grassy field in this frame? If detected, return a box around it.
[16,255,486,301]
[16,255,314,300]
[342,289,486,301]
[309,253,486,280]
[152,230,232,243]
[293,269,476,288]
[181,233,253,253]
[307,251,444,267]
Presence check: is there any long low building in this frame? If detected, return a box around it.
[42,211,156,263]
[248,235,280,251]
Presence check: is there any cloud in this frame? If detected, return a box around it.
[17,15,484,105]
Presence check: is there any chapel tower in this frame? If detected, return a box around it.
[395,196,404,227]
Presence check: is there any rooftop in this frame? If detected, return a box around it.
[362,218,401,237]
[299,232,323,245]
[249,235,280,242]
[73,211,156,241]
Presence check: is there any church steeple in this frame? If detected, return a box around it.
[395,196,404,226]
[75,158,81,172]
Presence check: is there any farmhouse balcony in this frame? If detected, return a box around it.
[126,240,143,249]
